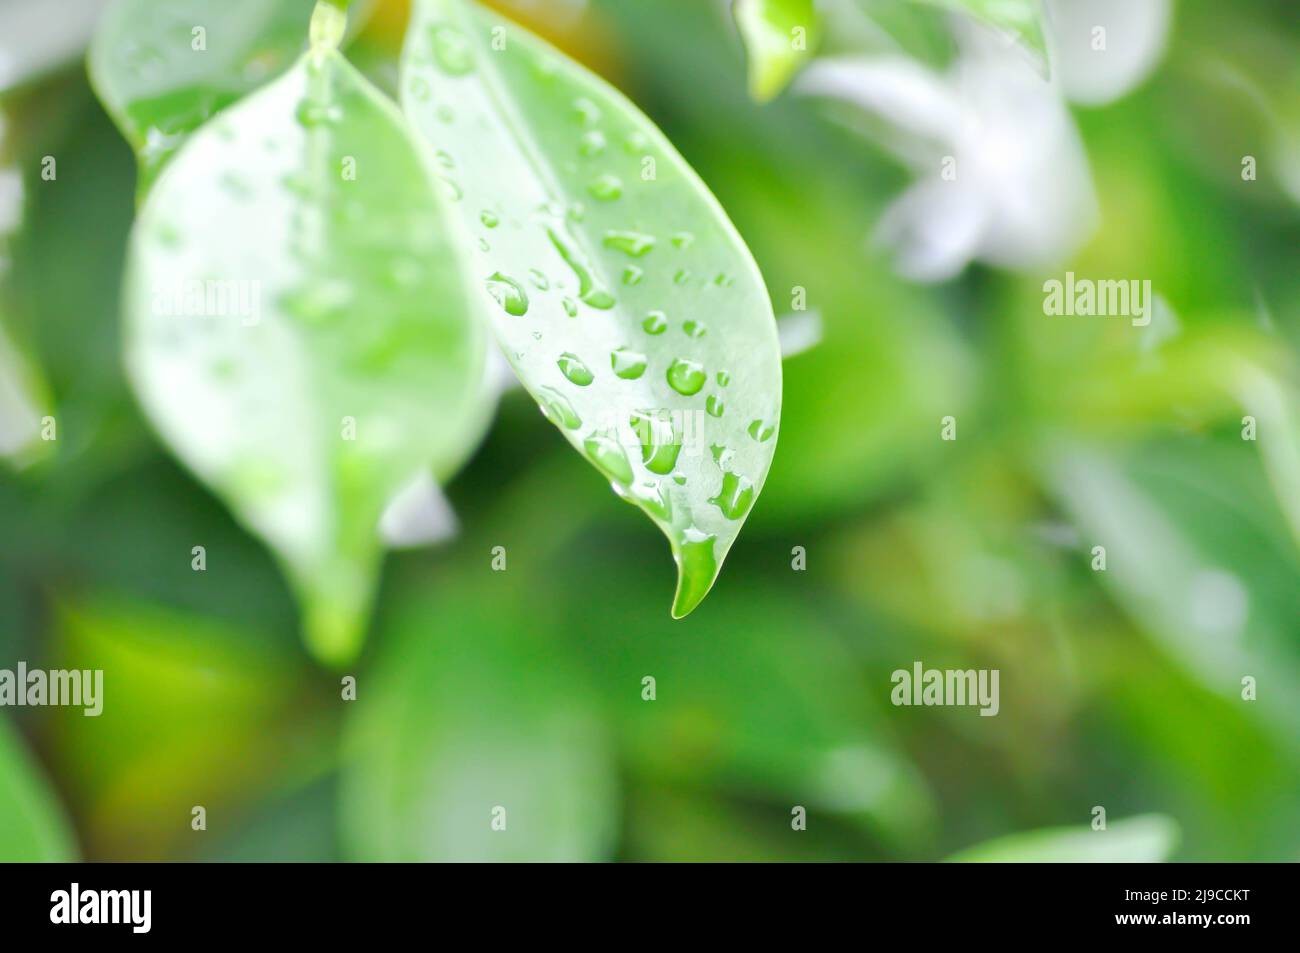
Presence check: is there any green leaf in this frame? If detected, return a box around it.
[946,814,1179,862]
[0,715,77,861]
[734,0,821,102]
[341,582,617,862]
[915,0,1047,69]
[123,24,487,665]
[89,0,374,193]
[401,0,783,618]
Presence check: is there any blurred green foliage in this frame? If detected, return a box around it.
[0,0,1297,861]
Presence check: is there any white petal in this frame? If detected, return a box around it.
[379,472,459,550]
[873,179,989,282]
[1045,0,1173,106]
[797,56,962,149]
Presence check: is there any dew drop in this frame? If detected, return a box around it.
[480,209,499,228]
[622,266,644,286]
[486,273,529,316]
[630,409,682,474]
[547,225,615,310]
[672,528,718,618]
[706,394,725,418]
[587,174,623,201]
[683,319,707,338]
[716,371,731,387]
[602,230,656,258]
[632,481,673,522]
[430,25,475,75]
[671,231,695,249]
[624,131,650,154]
[558,352,595,386]
[673,269,692,286]
[579,130,607,157]
[667,358,707,396]
[584,432,633,484]
[747,418,776,442]
[611,347,647,380]
[538,387,582,429]
[562,297,579,317]
[528,268,550,290]
[572,97,602,125]
[710,470,755,521]
[642,311,668,335]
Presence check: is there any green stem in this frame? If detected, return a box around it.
[309,0,350,52]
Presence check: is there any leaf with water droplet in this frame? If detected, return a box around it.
[733,0,821,103]
[401,0,781,618]
[123,39,486,665]
[90,0,376,195]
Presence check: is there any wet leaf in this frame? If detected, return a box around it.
[401,0,783,618]
[734,0,821,102]
[89,0,373,192]
[0,715,77,861]
[123,22,486,665]
[946,814,1179,862]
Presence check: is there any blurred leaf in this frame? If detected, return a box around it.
[401,0,783,619]
[916,0,1046,69]
[733,0,820,102]
[946,813,1179,862]
[341,582,617,861]
[576,578,937,850]
[48,595,329,860]
[1043,441,1300,739]
[0,715,78,861]
[123,29,487,664]
[89,0,376,194]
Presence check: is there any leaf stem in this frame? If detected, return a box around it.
[309,0,349,53]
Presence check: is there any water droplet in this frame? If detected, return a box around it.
[584,432,632,484]
[528,268,550,290]
[572,97,602,125]
[630,410,682,475]
[558,352,594,386]
[748,419,776,442]
[611,347,647,379]
[672,528,718,618]
[480,209,499,228]
[587,174,623,201]
[667,358,707,396]
[538,387,582,429]
[706,394,724,417]
[430,25,475,75]
[711,444,735,469]
[547,225,615,310]
[716,371,731,387]
[672,472,687,486]
[642,311,668,335]
[478,237,491,252]
[714,273,734,287]
[154,222,182,249]
[683,319,707,338]
[671,231,695,249]
[437,176,463,202]
[673,269,692,285]
[408,76,431,102]
[602,230,656,257]
[434,150,456,170]
[623,266,643,286]
[486,273,529,316]
[579,130,607,157]
[562,297,578,317]
[624,130,650,154]
[632,481,673,522]
[710,470,755,521]
[295,100,342,127]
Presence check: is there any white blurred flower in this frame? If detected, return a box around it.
[1046,0,1173,107]
[800,28,1099,281]
[797,1,1173,282]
